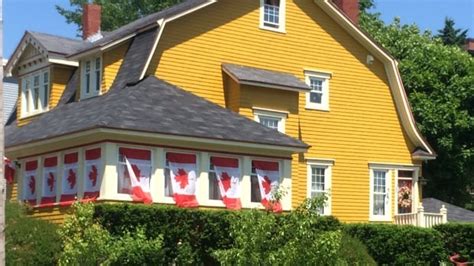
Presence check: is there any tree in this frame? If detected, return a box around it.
[360,6,474,206]
[436,17,468,46]
[56,0,183,35]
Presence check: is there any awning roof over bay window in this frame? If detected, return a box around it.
[222,63,311,92]
[5,76,308,151]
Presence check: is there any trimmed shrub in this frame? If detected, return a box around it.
[5,202,61,265]
[94,203,341,265]
[434,223,474,261]
[338,234,376,265]
[345,224,445,265]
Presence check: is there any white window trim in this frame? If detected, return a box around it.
[305,71,331,111]
[307,159,333,216]
[395,167,420,215]
[80,56,102,99]
[259,0,286,33]
[369,168,392,222]
[253,108,287,133]
[20,68,50,118]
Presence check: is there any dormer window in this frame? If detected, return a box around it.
[260,0,286,32]
[20,69,49,117]
[81,56,102,99]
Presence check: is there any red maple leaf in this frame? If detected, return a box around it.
[221,172,232,192]
[175,168,189,189]
[29,176,35,194]
[262,176,272,195]
[89,165,98,187]
[47,172,55,192]
[67,169,76,189]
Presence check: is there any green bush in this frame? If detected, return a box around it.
[94,203,237,265]
[337,234,376,265]
[59,202,164,265]
[5,202,61,266]
[345,224,446,265]
[434,223,474,261]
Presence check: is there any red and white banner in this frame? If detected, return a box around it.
[211,157,241,210]
[23,160,37,205]
[119,147,152,204]
[41,157,58,204]
[253,160,282,212]
[4,157,15,184]
[61,152,78,204]
[84,148,101,200]
[167,152,198,208]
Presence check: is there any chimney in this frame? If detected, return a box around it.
[82,3,101,40]
[333,0,359,25]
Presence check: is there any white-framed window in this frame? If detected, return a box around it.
[117,147,152,195]
[20,69,50,117]
[81,56,102,99]
[305,71,330,111]
[253,108,287,133]
[396,170,415,214]
[164,151,199,198]
[369,168,391,221]
[259,0,286,32]
[307,160,332,215]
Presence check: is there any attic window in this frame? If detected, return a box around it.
[20,69,50,117]
[260,0,286,32]
[81,56,102,99]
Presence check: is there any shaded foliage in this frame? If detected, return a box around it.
[434,223,474,261]
[436,17,468,46]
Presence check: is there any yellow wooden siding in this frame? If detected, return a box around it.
[29,206,71,224]
[146,0,418,222]
[50,65,74,109]
[101,42,129,94]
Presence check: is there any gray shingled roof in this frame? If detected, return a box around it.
[28,31,84,56]
[69,0,209,57]
[423,198,474,223]
[6,76,308,150]
[222,63,310,91]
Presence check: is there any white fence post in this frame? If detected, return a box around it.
[440,205,448,224]
[417,203,425,227]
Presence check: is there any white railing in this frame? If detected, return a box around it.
[394,204,447,228]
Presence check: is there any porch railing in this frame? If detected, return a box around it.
[394,204,447,228]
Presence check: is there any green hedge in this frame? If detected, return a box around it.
[434,223,474,261]
[93,204,341,265]
[6,202,62,265]
[344,224,446,265]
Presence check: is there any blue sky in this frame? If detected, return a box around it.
[4,0,474,59]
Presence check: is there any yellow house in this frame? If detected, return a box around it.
[5,0,440,224]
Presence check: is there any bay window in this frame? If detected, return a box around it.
[117,147,152,195]
[81,56,102,99]
[21,69,50,117]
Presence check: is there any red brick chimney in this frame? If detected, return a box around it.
[333,0,359,25]
[82,3,101,40]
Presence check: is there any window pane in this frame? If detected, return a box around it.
[208,171,221,200]
[33,87,39,110]
[310,92,322,104]
[263,0,280,28]
[311,167,325,192]
[251,175,261,202]
[165,167,173,197]
[95,58,101,92]
[259,116,280,130]
[85,61,91,94]
[25,90,30,113]
[373,194,385,215]
[398,179,413,214]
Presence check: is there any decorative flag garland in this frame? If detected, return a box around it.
[253,160,282,213]
[167,152,198,208]
[23,160,38,205]
[60,152,78,205]
[4,157,15,184]
[211,157,241,210]
[119,147,152,204]
[84,148,101,200]
[41,157,58,205]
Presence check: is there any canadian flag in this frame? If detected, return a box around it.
[167,152,198,208]
[41,157,58,205]
[84,148,101,200]
[253,160,282,213]
[211,157,241,210]
[119,147,152,204]
[60,152,78,204]
[23,160,37,205]
[4,157,15,184]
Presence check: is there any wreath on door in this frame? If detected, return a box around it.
[398,183,412,208]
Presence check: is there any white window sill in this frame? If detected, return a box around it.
[259,25,286,34]
[20,109,48,119]
[369,216,392,222]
